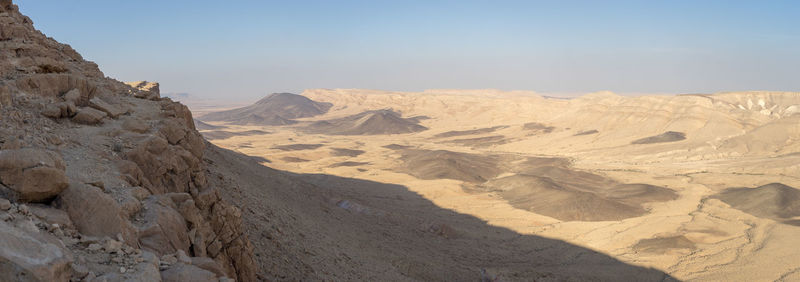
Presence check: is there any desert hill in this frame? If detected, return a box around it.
[303,109,428,135]
[199,92,331,125]
[713,183,800,225]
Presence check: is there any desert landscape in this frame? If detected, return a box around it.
[197,89,800,281]
[1,0,799,281]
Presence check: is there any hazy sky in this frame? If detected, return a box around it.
[19,1,800,100]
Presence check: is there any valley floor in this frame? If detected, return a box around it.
[200,90,800,281]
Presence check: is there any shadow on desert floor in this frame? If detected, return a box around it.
[206,144,677,281]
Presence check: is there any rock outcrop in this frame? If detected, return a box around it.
[0,1,257,281]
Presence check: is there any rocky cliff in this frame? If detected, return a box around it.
[0,1,256,281]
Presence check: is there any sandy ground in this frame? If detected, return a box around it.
[198,89,800,281]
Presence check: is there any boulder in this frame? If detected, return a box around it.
[89,97,126,118]
[122,118,150,133]
[62,88,81,103]
[138,196,191,256]
[0,148,68,202]
[57,182,137,244]
[0,221,73,282]
[41,101,77,119]
[71,107,107,125]
[41,104,62,118]
[0,198,10,210]
[160,263,217,282]
[191,257,227,278]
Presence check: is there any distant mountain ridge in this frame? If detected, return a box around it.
[199,93,332,125]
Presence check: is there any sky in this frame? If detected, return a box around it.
[18,0,800,101]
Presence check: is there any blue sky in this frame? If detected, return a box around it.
[18,1,800,100]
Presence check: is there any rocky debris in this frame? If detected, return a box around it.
[27,204,72,227]
[160,263,217,282]
[0,220,73,281]
[0,148,69,202]
[71,107,107,125]
[125,81,160,100]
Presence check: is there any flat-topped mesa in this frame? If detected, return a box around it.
[0,1,257,281]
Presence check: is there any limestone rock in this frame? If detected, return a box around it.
[191,257,227,278]
[160,263,217,282]
[115,159,149,188]
[0,198,10,210]
[41,101,77,119]
[41,104,61,118]
[15,74,98,101]
[0,148,68,202]
[71,107,107,125]
[0,84,12,108]
[57,182,137,244]
[176,250,191,264]
[138,196,191,256]
[27,204,72,227]
[89,97,126,118]
[126,81,160,100]
[124,136,201,194]
[62,88,81,103]
[159,119,187,145]
[122,118,150,133]
[0,221,73,282]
